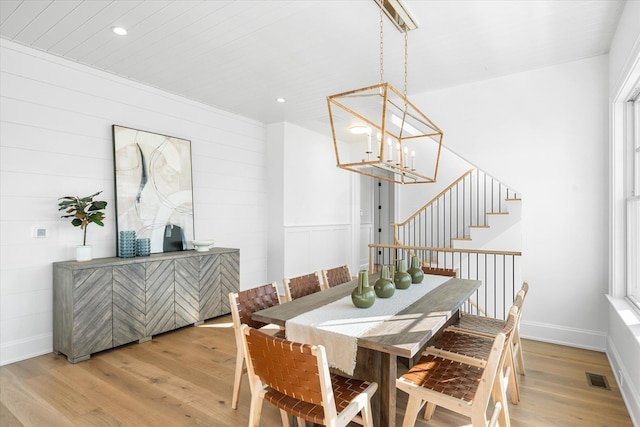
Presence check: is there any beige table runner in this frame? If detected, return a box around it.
[285,275,450,375]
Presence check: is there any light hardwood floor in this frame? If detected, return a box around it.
[1,315,633,427]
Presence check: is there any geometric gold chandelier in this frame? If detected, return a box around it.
[326,0,443,184]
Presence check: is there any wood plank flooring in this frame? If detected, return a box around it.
[1,315,633,427]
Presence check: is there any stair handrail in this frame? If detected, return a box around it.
[393,167,475,230]
[392,167,521,250]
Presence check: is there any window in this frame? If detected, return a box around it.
[628,95,640,307]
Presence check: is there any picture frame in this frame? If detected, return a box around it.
[112,125,194,255]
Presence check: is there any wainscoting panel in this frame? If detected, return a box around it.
[284,225,351,279]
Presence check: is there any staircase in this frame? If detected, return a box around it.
[394,168,521,254]
[451,197,521,250]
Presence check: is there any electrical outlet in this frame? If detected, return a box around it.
[618,369,624,387]
[33,227,47,238]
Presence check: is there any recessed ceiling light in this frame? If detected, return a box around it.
[276,97,286,103]
[112,27,127,36]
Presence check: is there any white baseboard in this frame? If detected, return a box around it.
[520,320,607,351]
[0,334,52,366]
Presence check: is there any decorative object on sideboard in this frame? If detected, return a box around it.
[112,125,194,255]
[119,230,136,258]
[57,191,107,262]
[136,238,151,256]
[191,240,215,252]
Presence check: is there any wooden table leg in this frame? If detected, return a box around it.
[380,352,397,427]
[355,347,397,427]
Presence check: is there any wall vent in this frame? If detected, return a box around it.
[586,372,610,390]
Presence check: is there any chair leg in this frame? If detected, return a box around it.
[296,417,305,427]
[231,349,245,409]
[248,391,264,427]
[361,401,374,427]
[402,395,425,427]
[278,410,291,427]
[515,337,526,375]
[506,351,520,404]
[491,369,511,427]
[423,401,436,420]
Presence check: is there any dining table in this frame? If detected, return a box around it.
[252,273,482,427]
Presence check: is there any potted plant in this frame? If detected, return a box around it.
[58,191,107,261]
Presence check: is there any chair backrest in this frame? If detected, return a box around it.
[471,308,517,422]
[322,265,352,289]
[241,324,338,423]
[421,266,457,277]
[229,282,281,331]
[283,272,322,301]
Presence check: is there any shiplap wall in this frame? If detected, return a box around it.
[0,40,268,365]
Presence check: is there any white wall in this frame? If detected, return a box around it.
[607,0,640,424]
[267,122,356,289]
[409,55,610,350]
[0,40,269,365]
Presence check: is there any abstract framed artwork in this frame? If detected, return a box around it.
[112,125,194,254]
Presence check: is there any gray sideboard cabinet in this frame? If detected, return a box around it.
[53,248,239,363]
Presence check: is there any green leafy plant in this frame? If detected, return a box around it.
[58,191,108,246]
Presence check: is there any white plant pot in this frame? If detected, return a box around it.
[76,245,92,262]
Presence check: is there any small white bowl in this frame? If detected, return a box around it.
[191,240,215,252]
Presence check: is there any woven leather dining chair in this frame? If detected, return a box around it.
[229,282,283,410]
[321,264,353,289]
[241,324,378,427]
[448,281,529,376]
[420,266,458,277]
[283,272,322,302]
[420,266,492,316]
[424,293,525,405]
[396,310,517,427]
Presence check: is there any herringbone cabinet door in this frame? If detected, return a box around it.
[72,268,113,357]
[199,254,221,320]
[113,263,146,346]
[145,259,175,336]
[219,251,239,314]
[175,257,200,327]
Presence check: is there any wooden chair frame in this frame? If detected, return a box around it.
[229,282,282,409]
[396,311,517,427]
[241,324,377,427]
[450,281,529,376]
[425,295,524,405]
[283,272,322,302]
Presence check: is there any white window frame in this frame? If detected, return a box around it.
[611,59,640,311]
[627,96,640,307]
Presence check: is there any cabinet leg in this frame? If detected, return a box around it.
[68,354,90,363]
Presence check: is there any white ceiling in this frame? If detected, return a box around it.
[0,0,626,134]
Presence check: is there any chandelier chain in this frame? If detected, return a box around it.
[379,8,384,85]
[404,30,409,101]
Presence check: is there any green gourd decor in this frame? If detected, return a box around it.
[374,264,395,298]
[407,255,424,284]
[394,259,412,289]
[351,270,376,308]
